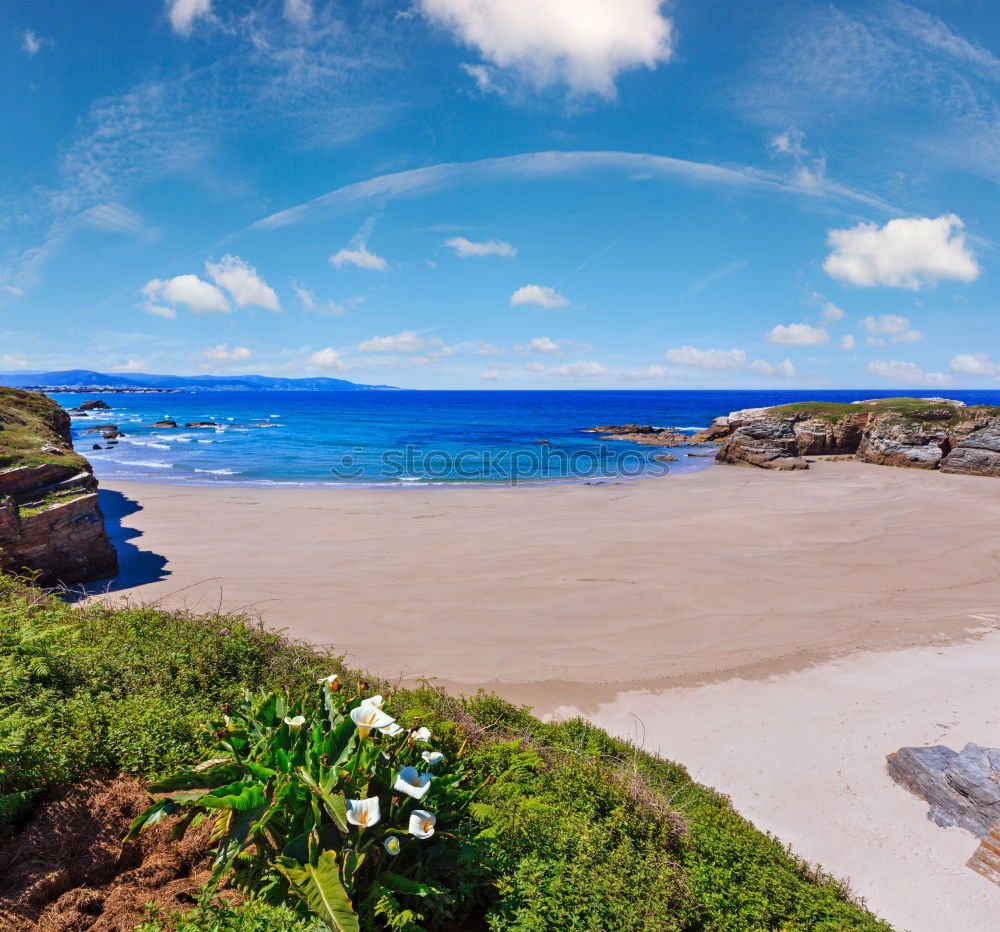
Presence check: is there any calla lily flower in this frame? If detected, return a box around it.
[408,809,436,839]
[350,703,394,739]
[421,751,445,767]
[346,796,381,830]
[362,694,384,708]
[383,836,401,856]
[283,715,306,729]
[393,766,432,801]
[318,673,339,686]
[410,726,432,743]
[380,721,405,737]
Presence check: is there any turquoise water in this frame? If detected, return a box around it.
[53,389,1000,487]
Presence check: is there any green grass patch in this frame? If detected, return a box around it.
[0,386,86,471]
[0,576,892,930]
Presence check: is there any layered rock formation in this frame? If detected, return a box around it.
[887,742,1000,887]
[0,387,118,585]
[713,398,1000,476]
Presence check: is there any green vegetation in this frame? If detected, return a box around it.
[0,385,85,470]
[128,686,486,931]
[764,397,1000,429]
[0,575,893,930]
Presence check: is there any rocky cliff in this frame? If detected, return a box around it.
[0,387,118,585]
[711,398,1000,476]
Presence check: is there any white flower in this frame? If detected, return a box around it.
[421,751,445,768]
[393,766,432,802]
[410,726,432,743]
[408,809,436,839]
[383,836,401,856]
[283,715,306,729]
[380,722,405,737]
[350,703,394,739]
[346,796,381,830]
[318,673,339,686]
[362,694,384,708]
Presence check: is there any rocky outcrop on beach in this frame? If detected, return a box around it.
[0,387,118,585]
[584,424,693,446]
[887,742,1000,887]
[185,421,217,429]
[712,398,1000,476]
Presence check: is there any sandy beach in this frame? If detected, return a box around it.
[93,460,1000,929]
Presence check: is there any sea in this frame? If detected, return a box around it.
[51,389,1000,488]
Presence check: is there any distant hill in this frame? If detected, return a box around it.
[0,370,399,392]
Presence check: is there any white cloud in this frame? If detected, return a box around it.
[510,284,568,309]
[142,275,229,314]
[110,359,146,372]
[664,346,746,370]
[860,314,923,344]
[481,368,503,381]
[950,353,1000,376]
[521,336,561,354]
[0,353,28,368]
[522,361,546,373]
[766,322,830,345]
[283,0,312,25]
[205,255,281,312]
[308,348,347,371]
[167,0,212,36]
[293,284,349,317]
[749,358,798,379]
[419,0,674,97]
[22,31,41,55]
[551,361,609,378]
[623,364,668,380]
[823,214,979,289]
[840,333,856,350]
[444,236,517,258]
[142,302,177,320]
[166,0,212,35]
[808,291,845,322]
[866,359,951,386]
[329,245,388,271]
[202,343,252,364]
[357,330,426,353]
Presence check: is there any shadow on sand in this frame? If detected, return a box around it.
[65,489,170,600]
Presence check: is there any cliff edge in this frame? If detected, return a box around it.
[711,397,1000,475]
[0,386,118,585]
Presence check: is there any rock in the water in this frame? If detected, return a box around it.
[584,424,690,446]
[185,421,217,428]
[940,427,1000,477]
[886,742,1000,838]
[77,400,111,411]
[151,420,178,428]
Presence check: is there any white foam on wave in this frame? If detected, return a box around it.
[118,460,173,469]
[194,468,240,476]
[147,442,170,450]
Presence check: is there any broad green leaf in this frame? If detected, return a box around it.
[276,851,360,932]
[198,780,267,812]
[124,799,179,840]
[148,761,245,792]
[378,871,445,898]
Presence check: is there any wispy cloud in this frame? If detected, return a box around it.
[251,149,896,231]
[685,259,748,294]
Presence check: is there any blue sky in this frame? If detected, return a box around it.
[1,0,998,388]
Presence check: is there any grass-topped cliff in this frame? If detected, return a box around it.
[0,387,118,584]
[0,575,891,931]
[0,386,86,471]
[717,397,1000,474]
